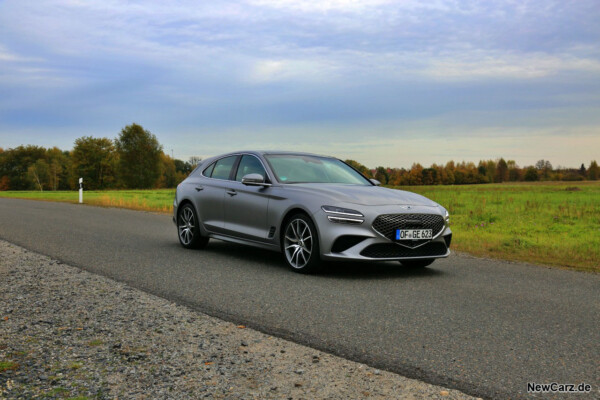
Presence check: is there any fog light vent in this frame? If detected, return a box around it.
[331,236,367,253]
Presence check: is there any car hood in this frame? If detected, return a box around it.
[284,184,439,207]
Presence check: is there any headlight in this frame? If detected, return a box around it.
[444,209,450,223]
[321,206,364,224]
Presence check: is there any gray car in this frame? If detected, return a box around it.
[173,151,452,273]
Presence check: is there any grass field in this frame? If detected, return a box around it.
[1,181,598,272]
[0,189,175,213]
[394,181,600,272]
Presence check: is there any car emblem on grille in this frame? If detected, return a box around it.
[399,205,412,209]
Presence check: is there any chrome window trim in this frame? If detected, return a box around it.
[201,153,273,184]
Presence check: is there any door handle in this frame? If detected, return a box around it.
[226,190,237,196]
[195,186,204,191]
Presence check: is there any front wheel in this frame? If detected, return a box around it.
[177,203,209,249]
[400,259,435,268]
[282,214,322,273]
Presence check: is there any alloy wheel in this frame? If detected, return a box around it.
[178,206,195,245]
[284,218,313,269]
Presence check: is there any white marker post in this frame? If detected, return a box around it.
[79,177,83,204]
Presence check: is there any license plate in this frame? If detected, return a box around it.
[396,229,432,240]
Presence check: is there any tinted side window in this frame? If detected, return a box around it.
[202,162,215,177]
[235,155,267,182]
[211,156,237,180]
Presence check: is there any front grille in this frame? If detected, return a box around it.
[372,213,445,248]
[360,241,447,259]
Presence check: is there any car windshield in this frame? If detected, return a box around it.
[265,155,372,185]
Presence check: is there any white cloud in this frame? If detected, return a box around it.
[245,58,337,84]
[247,0,393,13]
[423,51,600,80]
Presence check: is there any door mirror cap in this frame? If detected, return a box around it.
[241,173,269,186]
[370,178,381,186]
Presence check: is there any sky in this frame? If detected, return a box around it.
[1,0,599,168]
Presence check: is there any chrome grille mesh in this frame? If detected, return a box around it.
[372,213,445,245]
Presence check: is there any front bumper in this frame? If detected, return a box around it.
[315,205,452,262]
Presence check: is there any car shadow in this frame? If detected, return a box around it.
[178,240,445,279]
[320,260,444,280]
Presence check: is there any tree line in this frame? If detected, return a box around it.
[1,123,598,190]
[0,123,199,191]
[345,158,599,186]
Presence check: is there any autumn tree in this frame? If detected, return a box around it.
[588,160,599,180]
[374,166,389,184]
[524,166,539,181]
[0,145,47,190]
[421,168,437,185]
[46,147,71,190]
[188,156,202,168]
[156,153,187,188]
[507,160,520,181]
[72,137,117,190]
[536,160,553,180]
[495,158,509,183]
[27,159,50,191]
[345,159,372,178]
[115,123,162,189]
[174,159,194,176]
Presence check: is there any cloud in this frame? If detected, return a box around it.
[0,0,599,166]
[422,51,600,80]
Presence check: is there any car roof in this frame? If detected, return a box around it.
[207,150,335,159]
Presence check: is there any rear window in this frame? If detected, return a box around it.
[210,156,238,180]
[202,162,215,177]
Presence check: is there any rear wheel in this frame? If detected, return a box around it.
[400,259,435,268]
[177,203,209,249]
[282,214,322,273]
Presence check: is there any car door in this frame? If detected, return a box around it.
[223,154,271,242]
[193,155,239,233]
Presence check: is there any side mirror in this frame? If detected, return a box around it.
[370,178,381,186]
[241,173,269,187]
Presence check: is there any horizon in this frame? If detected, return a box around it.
[1,1,599,168]
[1,138,594,171]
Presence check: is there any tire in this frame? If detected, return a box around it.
[400,259,435,268]
[177,203,209,249]
[282,213,322,273]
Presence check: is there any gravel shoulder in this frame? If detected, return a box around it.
[0,240,476,399]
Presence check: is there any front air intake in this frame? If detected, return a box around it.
[360,242,447,258]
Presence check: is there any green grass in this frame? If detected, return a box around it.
[390,181,600,272]
[0,360,20,372]
[0,189,175,213]
[42,387,69,398]
[1,182,599,272]
[69,362,83,370]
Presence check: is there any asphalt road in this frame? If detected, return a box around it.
[1,198,598,399]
